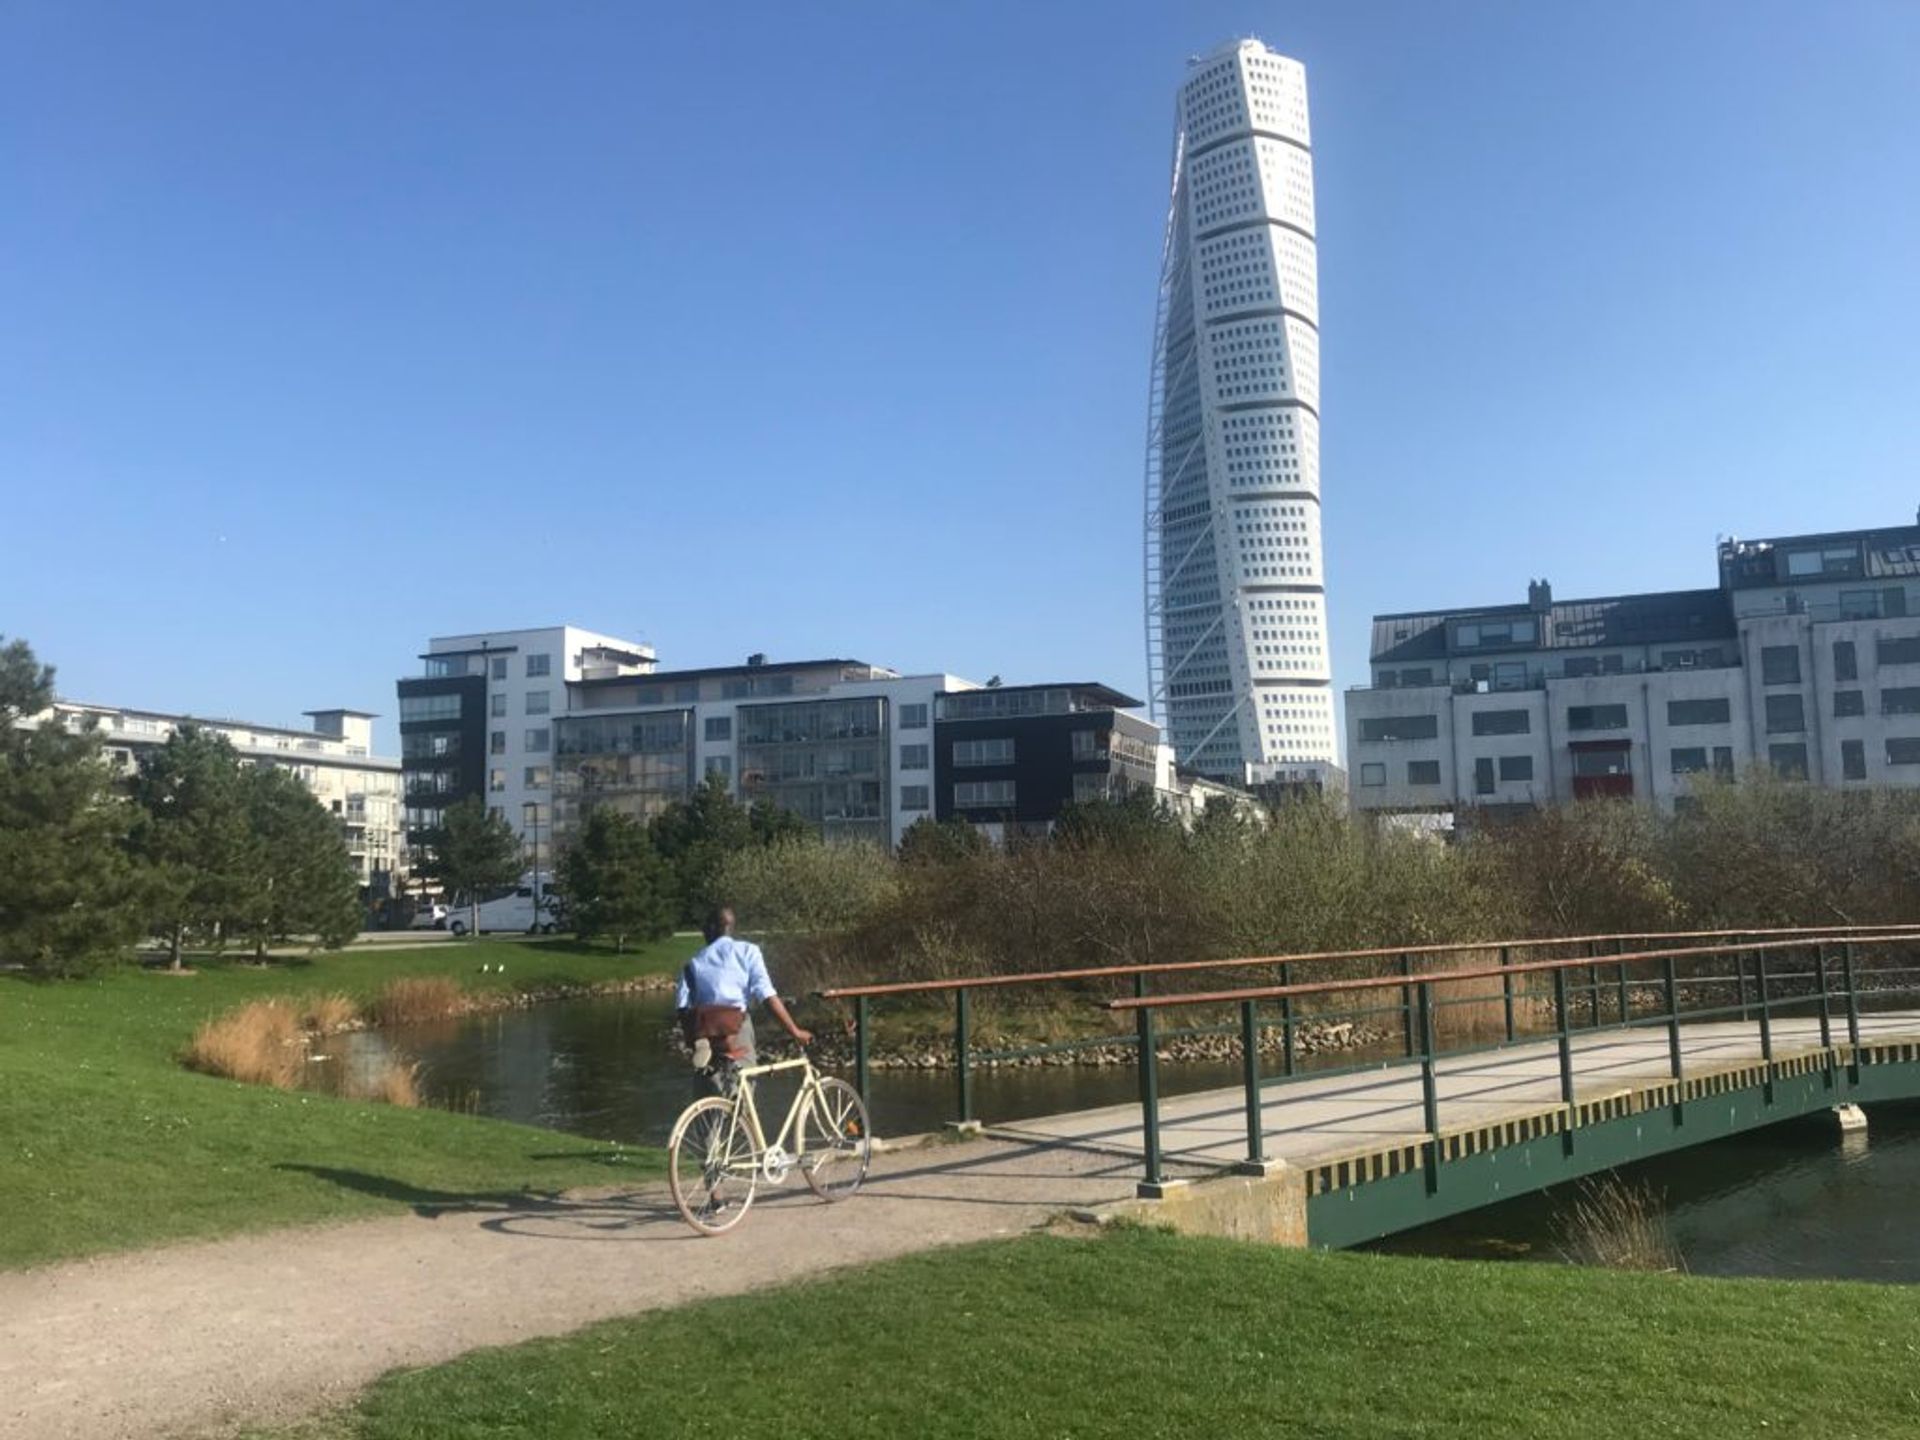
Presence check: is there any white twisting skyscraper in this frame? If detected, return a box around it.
[1144,39,1336,784]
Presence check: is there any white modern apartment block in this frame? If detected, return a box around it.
[397,626,656,852]
[1347,517,1920,817]
[554,657,977,848]
[1144,37,1337,787]
[44,700,405,891]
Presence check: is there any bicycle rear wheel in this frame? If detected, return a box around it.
[668,1096,757,1235]
[801,1077,872,1202]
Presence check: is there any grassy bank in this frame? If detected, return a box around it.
[0,937,686,1270]
[259,1227,1920,1439]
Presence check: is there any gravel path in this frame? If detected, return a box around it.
[0,1138,1176,1440]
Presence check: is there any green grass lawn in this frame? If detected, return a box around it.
[0,937,687,1270]
[257,1227,1920,1439]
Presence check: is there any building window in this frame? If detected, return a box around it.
[1359,762,1386,787]
[526,690,550,715]
[1883,687,1920,716]
[899,703,929,730]
[1769,743,1809,780]
[1671,747,1709,775]
[525,727,550,753]
[1453,618,1536,649]
[1471,709,1529,737]
[489,769,506,792]
[1566,704,1629,732]
[952,738,1016,767]
[1887,738,1920,767]
[1069,729,1107,760]
[1498,755,1533,782]
[899,743,929,771]
[490,656,508,681]
[1878,637,1920,667]
[399,693,463,723]
[1563,657,1599,678]
[1842,740,1866,781]
[1667,698,1730,726]
[900,784,930,811]
[1358,714,1439,742]
[704,716,732,742]
[1407,760,1441,786]
[1833,689,1865,718]
[1473,758,1495,795]
[1839,590,1882,621]
[953,779,1016,808]
[489,730,506,755]
[524,766,550,788]
[1764,694,1805,733]
[491,693,507,718]
[705,755,732,781]
[1834,640,1858,683]
[1712,746,1735,777]
[526,654,552,678]
[1760,646,1801,686]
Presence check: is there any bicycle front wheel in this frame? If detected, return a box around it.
[801,1076,872,1202]
[668,1096,758,1236]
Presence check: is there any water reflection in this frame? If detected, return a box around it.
[1373,1102,1920,1283]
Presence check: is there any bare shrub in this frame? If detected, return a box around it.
[368,975,466,1028]
[1553,1175,1684,1272]
[183,999,306,1088]
[355,1058,421,1108]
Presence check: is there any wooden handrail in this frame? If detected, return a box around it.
[818,923,1920,1001]
[1104,932,1917,1011]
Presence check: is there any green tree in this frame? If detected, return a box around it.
[424,795,525,936]
[0,638,144,977]
[554,808,675,952]
[127,724,255,970]
[897,815,989,866]
[234,764,361,957]
[1052,786,1178,850]
[648,772,760,925]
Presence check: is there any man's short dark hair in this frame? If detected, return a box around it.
[702,907,734,943]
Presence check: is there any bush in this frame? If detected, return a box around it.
[183,999,307,1089]
[367,975,466,1028]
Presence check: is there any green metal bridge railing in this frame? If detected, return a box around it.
[1105,931,1920,1194]
[817,923,1920,1128]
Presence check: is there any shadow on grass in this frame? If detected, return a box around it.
[273,1163,679,1238]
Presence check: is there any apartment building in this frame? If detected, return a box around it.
[553,657,972,848]
[931,682,1166,842]
[46,700,405,892]
[396,626,655,852]
[1346,516,1920,817]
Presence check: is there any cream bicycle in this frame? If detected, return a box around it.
[666,1052,872,1236]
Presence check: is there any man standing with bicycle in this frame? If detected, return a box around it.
[676,907,812,1074]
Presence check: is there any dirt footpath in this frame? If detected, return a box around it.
[0,1138,1168,1440]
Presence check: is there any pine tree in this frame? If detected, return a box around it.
[426,795,525,935]
[127,724,255,969]
[236,764,362,957]
[0,637,144,977]
[554,808,675,953]
[648,772,757,925]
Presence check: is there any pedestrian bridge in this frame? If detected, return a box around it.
[823,927,1920,1248]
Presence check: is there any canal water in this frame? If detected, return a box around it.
[351,993,1920,1282]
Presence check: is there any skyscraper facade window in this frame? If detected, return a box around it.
[1144,38,1336,784]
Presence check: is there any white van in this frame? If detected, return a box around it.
[448,881,559,936]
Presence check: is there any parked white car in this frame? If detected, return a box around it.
[408,902,450,930]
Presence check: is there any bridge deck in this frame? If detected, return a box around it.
[990,1012,1920,1177]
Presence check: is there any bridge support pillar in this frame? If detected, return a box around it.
[1833,1103,1868,1133]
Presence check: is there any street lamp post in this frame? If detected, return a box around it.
[523,801,542,933]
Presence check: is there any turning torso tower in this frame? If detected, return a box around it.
[1144,39,1336,784]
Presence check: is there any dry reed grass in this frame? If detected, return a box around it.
[367,975,467,1029]
[302,992,360,1033]
[1553,1175,1685,1272]
[182,999,307,1089]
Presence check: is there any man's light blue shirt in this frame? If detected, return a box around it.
[675,936,776,1010]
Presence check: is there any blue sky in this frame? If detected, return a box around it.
[4,2,1917,755]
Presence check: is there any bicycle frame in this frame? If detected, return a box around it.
[723,1055,829,1170]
